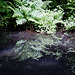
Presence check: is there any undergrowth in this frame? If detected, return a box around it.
[0,0,12,27]
[8,0,75,33]
[8,0,64,34]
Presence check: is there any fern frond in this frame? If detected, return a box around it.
[7,1,15,9]
[16,18,27,25]
[14,0,22,4]
[7,6,15,12]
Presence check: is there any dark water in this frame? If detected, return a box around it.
[0,31,75,75]
[0,56,68,75]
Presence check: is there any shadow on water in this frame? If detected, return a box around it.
[0,56,68,75]
[0,30,75,75]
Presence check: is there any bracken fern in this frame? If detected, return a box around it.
[8,0,64,34]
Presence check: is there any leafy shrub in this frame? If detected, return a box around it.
[0,0,12,28]
[8,0,64,34]
[44,0,75,19]
[42,0,67,10]
[63,0,75,14]
[64,15,75,32]
[44,0,75,32]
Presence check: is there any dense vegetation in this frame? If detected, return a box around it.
[0,0,75,74]
[0,0,75,32]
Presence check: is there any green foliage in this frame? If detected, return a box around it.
[44,0,75,18]
[63,0,75,13]
[0,0,12,27]
[44,0,75,32]
[43,0,67,10]
[42,0,52,9]
[8,0,64,34]
[60,0,75,31]
[60,0,75,20]
[0,0,10,13]
[64,15,75,31]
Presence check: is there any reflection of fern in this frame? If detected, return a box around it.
[66,52,75,73]
[12,34,62,60]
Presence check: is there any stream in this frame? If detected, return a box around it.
[0,30,75,75]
